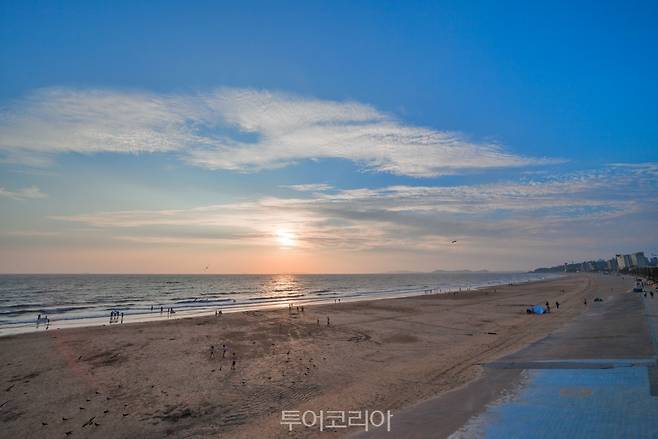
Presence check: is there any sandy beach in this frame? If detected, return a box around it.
[0,273,634,438]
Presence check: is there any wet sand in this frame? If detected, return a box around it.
[0,273,632,438]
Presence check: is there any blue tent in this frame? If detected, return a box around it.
[528,305,546,315]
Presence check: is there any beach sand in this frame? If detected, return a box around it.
[0,273,633,438]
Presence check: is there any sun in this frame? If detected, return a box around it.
[275,229,296,248]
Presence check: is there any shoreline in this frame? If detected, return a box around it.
[0,272,562,337]
[0,273,632,438]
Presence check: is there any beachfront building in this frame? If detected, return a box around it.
[631,252,649,268]
[534,251,653,273]
[607,258,618,271]
[594,260,608,271]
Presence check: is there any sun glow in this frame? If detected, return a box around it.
[275,229,296,248]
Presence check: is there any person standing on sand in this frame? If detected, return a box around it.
[210,345,214,359]
[556,301,560,310]
[160,306,163,314]
[222,344,227,358]
[327,317,330,326]
[121,312,124,323]
[584,298,587,306]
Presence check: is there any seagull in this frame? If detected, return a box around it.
[450,240,458,244]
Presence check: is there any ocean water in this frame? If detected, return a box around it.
[0,272,559,335]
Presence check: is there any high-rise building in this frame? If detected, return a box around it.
[632,252,649,268]
[616,254,626,270]
[607,258,618,271]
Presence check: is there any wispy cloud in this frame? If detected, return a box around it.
[0,185,47,200]
[281,183,334,192]
[0,87,558,176]
[50,164,657,253]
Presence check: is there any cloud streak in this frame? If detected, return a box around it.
[0,185,46,200]
[0,87,557,176]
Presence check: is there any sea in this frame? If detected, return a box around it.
[0,272,560,335]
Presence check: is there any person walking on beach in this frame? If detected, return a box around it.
[556,301,560,310]
[584,298,587,306]
[210,345,215,359]
[231,352,236,370]
[222,344,227,358]
[160,306,163,314]
[327,317,330,327]
[120,312,124,323]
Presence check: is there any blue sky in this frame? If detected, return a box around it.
[1,1,657,273]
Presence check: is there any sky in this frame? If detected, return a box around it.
[1,0,657,273]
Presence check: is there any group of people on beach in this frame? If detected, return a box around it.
[109,311,124,324]
[289,304,305,313]
[36,313,50,328]
[545,300,560,312]
[209,343,237,370]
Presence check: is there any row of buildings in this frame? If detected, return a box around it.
[534,251,657,273]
